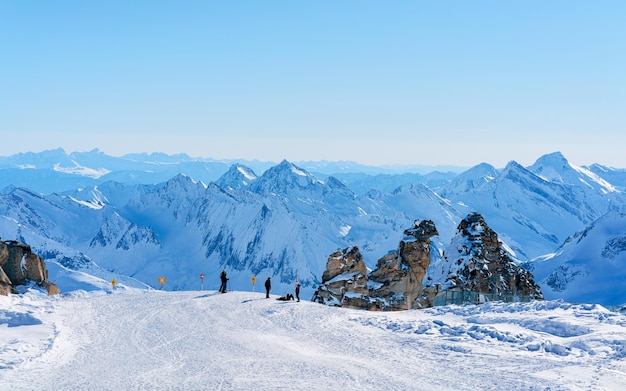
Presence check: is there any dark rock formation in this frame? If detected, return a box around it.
[313,219,439,311]
[0,239,60,296]
[437,213,543,302]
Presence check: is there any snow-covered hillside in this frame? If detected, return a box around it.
[1,283,625,390]
[530,210,626,306]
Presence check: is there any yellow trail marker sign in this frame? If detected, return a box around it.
[158,277,166,286]
[111,279,117,288]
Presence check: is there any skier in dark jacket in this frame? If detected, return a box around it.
[219,270,229,293]
[265,277,271,298]
[295,282,301,302]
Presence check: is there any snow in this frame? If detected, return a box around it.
[338,225,351,237]
[68,196,104,209]
[53,162,111,178]
[290,165,307,177]
[1,283,626,390]
[236,166,256,181]
[531,210,626,306]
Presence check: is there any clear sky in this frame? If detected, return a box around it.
[1,1,625,168]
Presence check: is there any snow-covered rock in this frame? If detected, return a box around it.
[431,213,543,303]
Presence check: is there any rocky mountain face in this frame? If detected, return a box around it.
[0,239,59,295]
[313,219,440,310]
[430,213,543,302]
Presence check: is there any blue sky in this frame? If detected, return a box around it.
[1,1,625,168]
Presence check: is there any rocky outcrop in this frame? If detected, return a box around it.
[0,262,12,296]
[314,214,543,311]
[0,239,60,296]
[436,213,543,301]
[312,246,372,309]
[313,219,439,311]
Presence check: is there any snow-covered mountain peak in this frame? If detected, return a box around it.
[391,183,434,197]
[0,148,70,169]
[162,173,206,192]
[215,164,258,190]
[250,160,324,195]
[502,159,528,174]
[528,151,577,182]
[498,160,546,187]
[325,176,356,197]
[466,162,498,177]
[529,152,616,193]
[127,174,208,215]
[68,148,105,160]
[531,151,569,169]
[440,162,498,196]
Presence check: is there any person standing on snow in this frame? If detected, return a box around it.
[219,270,229,293]
[265,277,271,298]
[295,281,301,302]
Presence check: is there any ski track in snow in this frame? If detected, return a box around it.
[1,290,626,390]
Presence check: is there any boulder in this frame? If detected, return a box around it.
[0,265,14,295]
[0,239,59,296]
[313,246,369,308]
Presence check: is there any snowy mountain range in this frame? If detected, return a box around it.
[1,149,625,306]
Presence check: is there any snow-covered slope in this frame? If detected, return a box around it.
[530,210,626,306]
[585,163,626,192]
[1,288,625,390]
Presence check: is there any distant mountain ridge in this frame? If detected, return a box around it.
[1,149,625,306]
[0,148,466,194]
